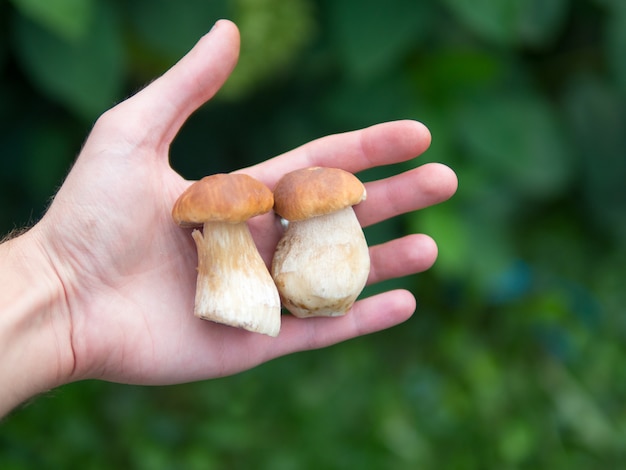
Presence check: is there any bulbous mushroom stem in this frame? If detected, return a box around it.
[271,207,370,318]
[193,221,281,336]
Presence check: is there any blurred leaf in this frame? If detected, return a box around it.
[442,0,519,45]
[221,0,316,98]
[126,0,229,61]
[322,73,415,128]
[593,0,626,11]
[410,164,519,292]
[18,121,76,201]
[561,74,626,239]
[412,48,504,105]
[12,1,124,120]
[127,0,316,98]
[456,91,573,199]
[327,0,433,79]
[9,0,94,41]
[517,0,570,47]
[605,6,626,95]
[443,0,568,47]
[542,359,618,451]
[498,420,535,464]
[411,202,472,278]
[376,392,432,465]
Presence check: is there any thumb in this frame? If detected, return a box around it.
[107,19,240,154]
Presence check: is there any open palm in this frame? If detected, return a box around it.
[35,20,457,387]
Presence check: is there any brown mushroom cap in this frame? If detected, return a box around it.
[273,167,366,221]
[172,173,273,226]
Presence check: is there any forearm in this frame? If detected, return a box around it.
[0,229,74,417]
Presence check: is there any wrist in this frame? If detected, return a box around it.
[0,227,74,416]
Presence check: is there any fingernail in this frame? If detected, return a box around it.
[208,19,223,34]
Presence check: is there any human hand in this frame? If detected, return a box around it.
[5,20,457,399]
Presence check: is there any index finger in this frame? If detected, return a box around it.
[241,120,431,188]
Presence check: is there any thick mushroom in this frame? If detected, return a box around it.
[172,174,281,336]
[271,167,370,318]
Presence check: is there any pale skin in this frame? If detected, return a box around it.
[0,20,458,417]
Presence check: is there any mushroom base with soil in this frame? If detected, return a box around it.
[271,207,370,318]
[193,221,281,337]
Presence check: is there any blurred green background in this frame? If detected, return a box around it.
[1,0,626,468]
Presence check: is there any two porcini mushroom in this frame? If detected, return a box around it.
[171,174,281,337]
[172,167,370,335]
[271,167,370,318]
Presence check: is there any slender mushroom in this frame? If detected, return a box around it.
[172,174,281,336]
[271,167,370,318]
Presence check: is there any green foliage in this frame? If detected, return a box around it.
[126,0,229,67]
[442,0,570,47]
[326,0,433,79]
[2,0,626,468]
[12,1,124,120]
[221,0,316,98]
[9,0,94,41]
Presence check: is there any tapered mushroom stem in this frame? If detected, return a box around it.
[272,207,370,317]
[172,173,280,335]
[193,221,281,337]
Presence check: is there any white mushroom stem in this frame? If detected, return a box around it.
[271,207,370,318]
[192,221,281,336]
